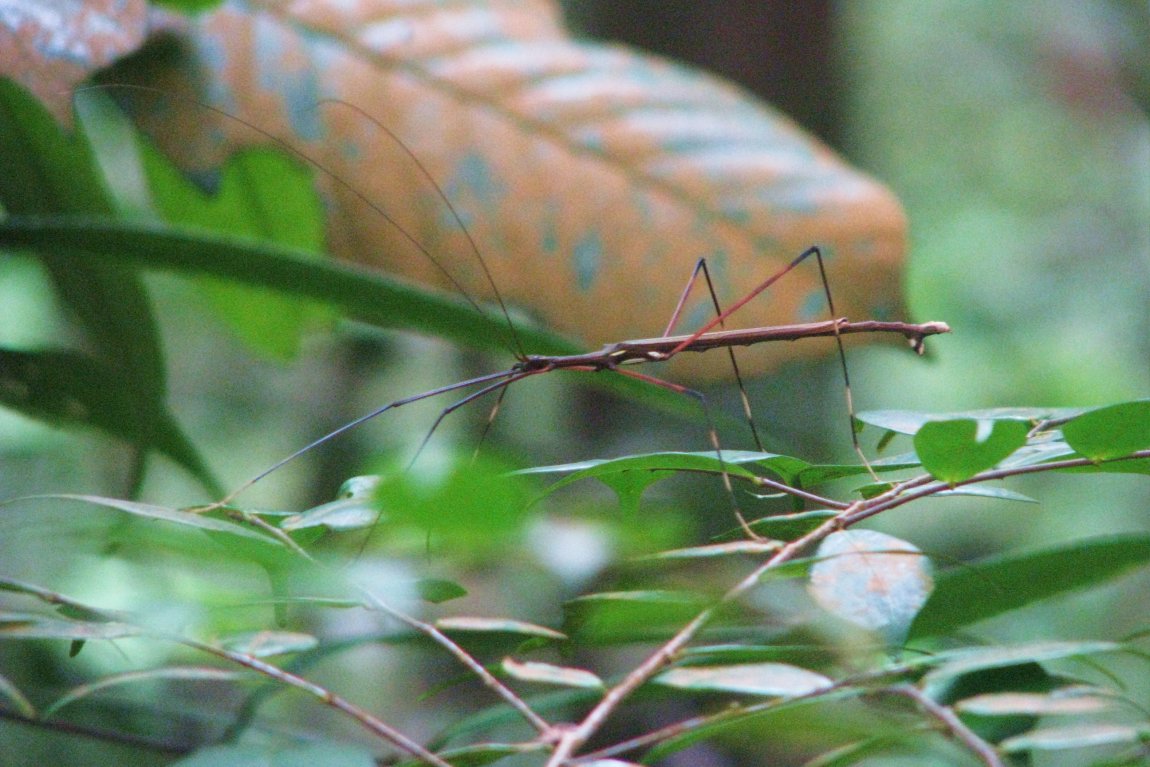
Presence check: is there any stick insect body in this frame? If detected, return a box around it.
[122,88,949,516]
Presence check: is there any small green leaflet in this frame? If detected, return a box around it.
[913,418,1029,483]
[1062,400,1150,460]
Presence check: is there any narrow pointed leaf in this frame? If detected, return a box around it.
[1,494,280,545]
[0,612,140,642]
[654,662,832,697]
[217,631,318,657]
[0,672,36,718]
[44,667,247,718]
[434,617,566,641]
[1001,724,1149,753]
[910,534,1150,639]
[923,641,1120,692]
[955,689,1116,717]
[501,658,603,689]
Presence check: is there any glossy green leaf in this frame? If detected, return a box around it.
[909,534,1150,639]
[44,667,247,718]
[653,662,832,697]
[808,530,933,645]
[522,451,761,505]
[501,657,603,689]
[1001,723,1149,753]
[0,347,219,493]
[913,418,1029,483]
[1063,400,1150,461]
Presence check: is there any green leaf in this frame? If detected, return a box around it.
[523,451,762,511]
[433,617,566,641]
[1001,724,1149,753]
[913,418,1029,483]
[416,579,468,604]
[857,408,1082,436]
[501,658,603,689]
[909,534,1150,639]
[143,143,331,359]
[0,494,281,545]
[1062,400,1150,461]
[0,612,140,642]
[933,485,1038,503]
[741,509,837,542]
[44,667,247,718]
[653,662,832,697]
[0,82,197,495]
[217,631,318,657]
[0,672,36,718]
[0,214,534,353]
[955,689,1116,717]
[922,640,1121,693]
[0,347,219,493]
[280,496,380,532]
[808,530,933,645]
[0,80,112,215]
[372,455,532,555]
[638,541,782,560]
[564,590,709,644]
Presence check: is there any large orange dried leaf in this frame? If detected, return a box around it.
[121,0,908,379]
[0,0,149,123]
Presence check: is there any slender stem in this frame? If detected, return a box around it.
[179,636,454,767]
[885,684,1004,767]
[351,585,552,735]
[254,536,552,735]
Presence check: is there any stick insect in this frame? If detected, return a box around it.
[120,89,949,525]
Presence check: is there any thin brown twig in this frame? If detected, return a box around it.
[241,528,553,735]
[177,636,454,767]
[884,684,1005,767]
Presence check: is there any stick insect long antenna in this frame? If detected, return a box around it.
[316,100,526,360]
[85,85,518,353]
